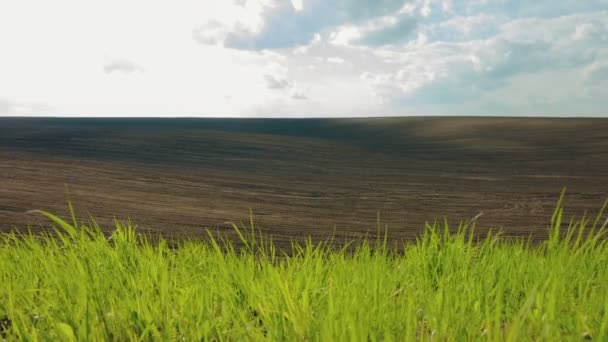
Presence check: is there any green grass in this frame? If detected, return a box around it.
[1,192,608,341]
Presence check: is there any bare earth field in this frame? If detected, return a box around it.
[1,117,607,247]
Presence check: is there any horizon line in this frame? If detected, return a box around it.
[1,114,607,119]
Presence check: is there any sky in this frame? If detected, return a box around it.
[0,0,607,117]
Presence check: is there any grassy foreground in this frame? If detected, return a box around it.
[1,196,608,341]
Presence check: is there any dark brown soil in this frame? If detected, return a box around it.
[1,117,607,247]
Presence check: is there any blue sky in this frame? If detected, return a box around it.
[0,0,607,117]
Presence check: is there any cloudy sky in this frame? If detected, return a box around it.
[1,0,607,117]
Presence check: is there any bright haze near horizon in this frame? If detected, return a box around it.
[0,0,607,117]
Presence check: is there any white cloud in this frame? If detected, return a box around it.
[582,60,608,85]
[0,0,294,116]
[103,59,142,74]
[0,97,54,115]
[291,0,303,12]
[420,1,432,17]
[357,11,608,115]
[265,74,291,89]
[327,57,346,64]
[0,0,606,116]
[192,21,229,45]
[290,88,308,100]
[0,99,13,114]
[329,26,363,46]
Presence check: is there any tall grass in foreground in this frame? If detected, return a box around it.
[1,195,608,341]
